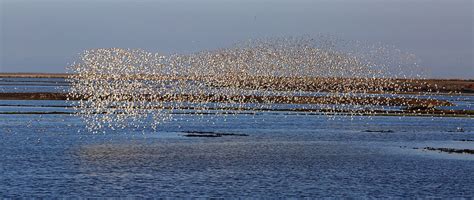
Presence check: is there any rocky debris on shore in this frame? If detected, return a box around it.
[406,104,436,111]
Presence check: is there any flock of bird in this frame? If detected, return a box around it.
[67,37,430,132]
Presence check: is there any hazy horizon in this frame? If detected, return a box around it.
[1,0,473,78]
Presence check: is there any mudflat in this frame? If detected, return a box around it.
[1,73,472,94]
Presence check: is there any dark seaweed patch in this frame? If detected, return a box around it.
[422,147,474,154]
[182,131,249,138]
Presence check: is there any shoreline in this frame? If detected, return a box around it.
[0,92,453,106]
[1,73,473,94]
[0,92,472,117]
[0,109,472,118]
[0,73,70,78]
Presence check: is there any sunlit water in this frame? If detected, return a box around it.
[1,77,473,198]
[1,110,474,198]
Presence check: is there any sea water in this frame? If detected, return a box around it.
[0,78,473,198]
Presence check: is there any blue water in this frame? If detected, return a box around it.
[1,108,473,198]
[0,78,68,93]
[1,78,474,198]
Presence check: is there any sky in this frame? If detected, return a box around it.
[0,0,472,78]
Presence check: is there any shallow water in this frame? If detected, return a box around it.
[0,108,473,198]
[0,78,69,93]
[1,78,474,197]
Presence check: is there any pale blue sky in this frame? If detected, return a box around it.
[0,0,472,78]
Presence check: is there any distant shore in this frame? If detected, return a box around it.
[1,73,473,117]
[2,73,473,94]
[0,92,453,106]
[1,92,473,117]
[0,73,70,78]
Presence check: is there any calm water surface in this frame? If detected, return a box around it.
[0,78,473,198]
[1,110,473,198]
